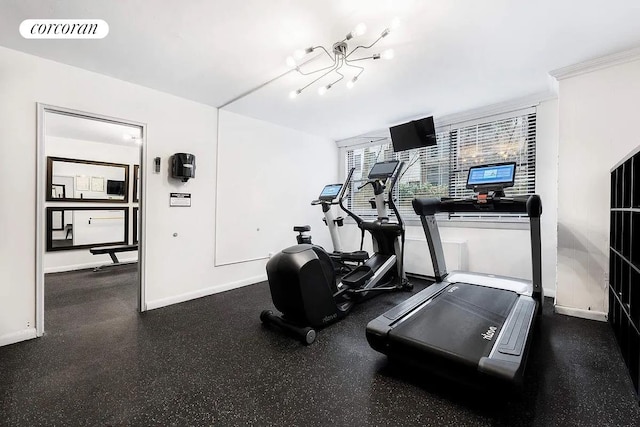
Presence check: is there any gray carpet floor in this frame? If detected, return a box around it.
[0,265,639,426]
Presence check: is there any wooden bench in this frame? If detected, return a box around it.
[90,244,138,271]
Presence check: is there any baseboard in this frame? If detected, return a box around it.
[0,328,37,347]
[45,258,138,273]
[146,274,267,311]
[554,305,607,322]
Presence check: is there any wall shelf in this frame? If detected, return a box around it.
[610,150,640,403]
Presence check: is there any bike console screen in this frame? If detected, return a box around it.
[466,162,516,191]
[318,184,343,201]
[368,160,400,179]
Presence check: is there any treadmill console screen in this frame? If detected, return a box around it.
[368,160,400,179]
[318,184,343,201]
[466,162,516,190]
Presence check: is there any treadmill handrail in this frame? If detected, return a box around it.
[411,193,544,312]
[412,195,541,217]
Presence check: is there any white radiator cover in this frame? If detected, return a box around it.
[404,238,467,277]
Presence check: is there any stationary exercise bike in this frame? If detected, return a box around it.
[260,160,412,344]
[293,183,369,273]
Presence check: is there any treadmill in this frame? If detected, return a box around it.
[366,162,543,385]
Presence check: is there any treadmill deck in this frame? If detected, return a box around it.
[389,283,517,366]
[367,280,538,384]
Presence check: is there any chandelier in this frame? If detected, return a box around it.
[286,19,399,98]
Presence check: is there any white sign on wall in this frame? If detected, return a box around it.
[170,193,191,207]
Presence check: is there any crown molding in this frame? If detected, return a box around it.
[550,46,640,81]
[433,91,555,129]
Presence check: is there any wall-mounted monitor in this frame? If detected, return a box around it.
[107,180,126,196]
[389,116,436,152]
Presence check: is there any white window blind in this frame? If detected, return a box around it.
[344,110,536,221]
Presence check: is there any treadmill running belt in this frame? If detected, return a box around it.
[389,283,518,366]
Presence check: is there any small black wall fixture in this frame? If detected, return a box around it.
[171,153,196,182]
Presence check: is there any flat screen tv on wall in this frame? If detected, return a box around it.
[389,116,436,152]
[106,180,125,196]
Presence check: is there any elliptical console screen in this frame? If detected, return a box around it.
[318,184,343,201]
[368,160,399,179]
[466,162,516,189]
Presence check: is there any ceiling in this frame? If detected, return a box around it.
[46,112,142,146]
[2,0,640,140]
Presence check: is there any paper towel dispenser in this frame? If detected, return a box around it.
[171,153,196,182]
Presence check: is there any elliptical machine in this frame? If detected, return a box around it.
[293,183,369,273]
[260,160,412,344]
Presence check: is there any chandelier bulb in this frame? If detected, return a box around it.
[286,56,297,68]
[352,22,367,37]
[390,18,401,30]
[347,76,358,89]
[346,22,367,40]
[289,89,301,99]
[381,49,395,60]
[318,84,332,95]
[293,49,306,59]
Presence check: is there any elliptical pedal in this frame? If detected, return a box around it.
[341,265,374,289]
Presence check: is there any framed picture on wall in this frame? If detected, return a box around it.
[91,176,104,192]
[76,175,90,191]
[51,184,65,199]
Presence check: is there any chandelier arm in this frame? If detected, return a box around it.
[330,68,345,86]
[344,61,365,77]
[345,34,385,58]
[345,55,376,62]
[314,45,335,61]
[295,47,337,75]
[299,61,341,92]
[296,60,338,76]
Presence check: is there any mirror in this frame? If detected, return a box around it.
[47,207,129,251]
[133,207,139,244]
[47,157,129,202]
[133,165,140,203]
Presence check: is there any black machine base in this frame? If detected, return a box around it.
[260,310,317,345]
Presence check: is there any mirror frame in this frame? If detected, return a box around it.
[133,207,139,245]
[46,206,129,252]
[133,164,140,203]
[46,156,130,203]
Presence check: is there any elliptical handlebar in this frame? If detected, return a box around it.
[339,167,363,226]
[338,161,405,226]
[387,161,405,229]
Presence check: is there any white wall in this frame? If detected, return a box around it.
[555,58,640,316]
[337,98,559,299]
[0,46,338,345]
[45,136,140,272]
[216,110,338,264]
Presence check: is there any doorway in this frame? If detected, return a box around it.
[36,104,147,336]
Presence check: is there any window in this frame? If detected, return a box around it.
[344,109,536,220]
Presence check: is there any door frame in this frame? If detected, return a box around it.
[36,103,148,336]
